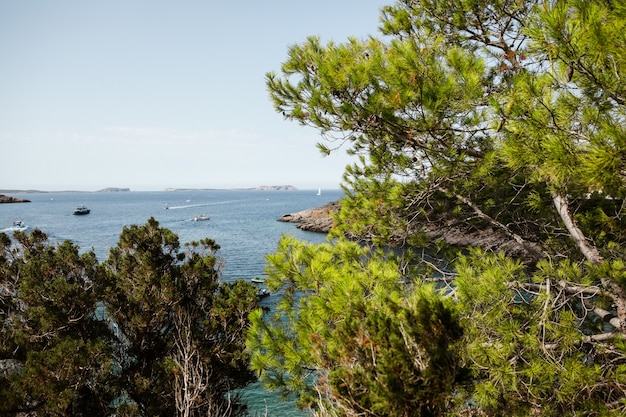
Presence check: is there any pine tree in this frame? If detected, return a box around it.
[102,217,258,416]
[248,0,626,415]
[1,219,259,416]
[0,230,115,415]
[246,236,467,416]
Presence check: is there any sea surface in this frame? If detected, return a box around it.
[1,188,344,416]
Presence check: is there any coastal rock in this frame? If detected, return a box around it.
[0,194,30,203]
[278,201,339,233]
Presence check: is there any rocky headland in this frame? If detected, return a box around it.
[0,194,31,203]
[278,201,339,233]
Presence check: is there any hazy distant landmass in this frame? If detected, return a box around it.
[0,190,51,194]
[98,187,131,192]
[0,185,297,194]
[253,185,298,191]
[165,185,298,191]
[0,188,130,194]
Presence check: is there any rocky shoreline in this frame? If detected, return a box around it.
[0,194,31,203]
[278,201,542,263]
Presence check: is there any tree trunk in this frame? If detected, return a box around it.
[552,194,603,264]
[553,193,626,329]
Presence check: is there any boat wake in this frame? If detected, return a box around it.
[165,200,243,210]
[2,220,28,233]
[1,226,28,233]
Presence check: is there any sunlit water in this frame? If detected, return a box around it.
[1,189,343,416]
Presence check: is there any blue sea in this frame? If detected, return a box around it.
[0,188,344,416]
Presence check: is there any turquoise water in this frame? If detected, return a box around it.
[1,189,343,416]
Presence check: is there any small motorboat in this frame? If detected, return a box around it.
[73,205,91,215]
[251,277,265,284]
[9,220,28,231]
[256,288,270,299]
[192,214,210,221]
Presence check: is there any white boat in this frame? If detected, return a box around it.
[192,214,210,221]
[317,188,321,196]
[73,205,91,215]
[251,277,265,284]
[7,220,28,231]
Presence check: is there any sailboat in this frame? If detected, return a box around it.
[317,188,321,196]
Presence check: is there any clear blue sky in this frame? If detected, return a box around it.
[0,1,389,191]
